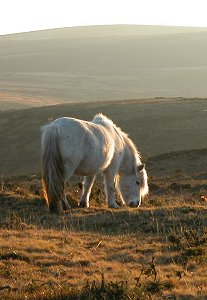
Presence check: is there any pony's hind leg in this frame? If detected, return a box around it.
[62,183,71,211]
[62,163,76,210]
[104,169,120,209]
[79,176,96,208]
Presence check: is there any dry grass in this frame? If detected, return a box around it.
[0,92,65,111]
[0,175,206,299]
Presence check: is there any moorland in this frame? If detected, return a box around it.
[0,97,206,299]
[0,97,207,177]
[0,25,206,299]
[1,25,207,104]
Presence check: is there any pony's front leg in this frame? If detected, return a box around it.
[79,176,96,208]
[104,170,120,209]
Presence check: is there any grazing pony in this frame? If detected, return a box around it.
[41,114,148,214]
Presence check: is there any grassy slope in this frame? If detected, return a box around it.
[0,92,65,110]
[0,176,206,299]
[0,98,207,176]
[1,25,207,103]
[1,26,207,299]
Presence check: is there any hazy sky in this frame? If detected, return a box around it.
[1,0,207,35]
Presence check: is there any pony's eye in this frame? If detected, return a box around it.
[136,180,140,185]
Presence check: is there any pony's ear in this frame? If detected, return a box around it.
[137,164,145,172]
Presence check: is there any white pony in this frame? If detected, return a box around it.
[41,114,148,214]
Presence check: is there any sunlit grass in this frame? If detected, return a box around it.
[0,176,206,299]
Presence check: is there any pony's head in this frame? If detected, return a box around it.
[117,164,148,208]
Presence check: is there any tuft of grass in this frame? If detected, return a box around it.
[0,250,31,263]
[0,262,13,279]
[28,273,174,300]
[133,257,174,299]
[1,212,35,230]
[168,228,207,250]
[70,274,129,300]
[168,227,207,268]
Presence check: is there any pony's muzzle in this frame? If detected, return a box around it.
[129,201,140,208]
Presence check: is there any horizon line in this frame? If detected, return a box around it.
[1,23,207,37]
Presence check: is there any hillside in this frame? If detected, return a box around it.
[0,92,64,110]
[1,25,207,106]
[0,172,206,299]
[1,98,207,176]
[1,25,207,300]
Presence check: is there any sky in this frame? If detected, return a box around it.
[1,0,207,35]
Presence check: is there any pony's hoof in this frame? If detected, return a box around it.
[79,202,89,208]
[108,202,120,209]
[63,205,71,211]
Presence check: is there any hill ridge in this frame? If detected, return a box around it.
[0,98,207,176]
[1,25,207,101]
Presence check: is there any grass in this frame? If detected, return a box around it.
[0,98,207,176]
[0,92,64,110]
[1,25,207,104]
[0,175,206,299]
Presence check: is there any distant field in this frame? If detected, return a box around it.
[0,97,207,176]
[0,92,67,110]
[1,25,207,102]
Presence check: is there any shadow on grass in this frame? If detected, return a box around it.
[0,194,206,237]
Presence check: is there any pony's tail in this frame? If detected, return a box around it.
[41,124,64,214]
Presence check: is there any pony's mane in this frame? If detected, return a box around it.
[92,113,114,126]
[93,113,141,166]
[93,114,148,200]
[124,135,142,166]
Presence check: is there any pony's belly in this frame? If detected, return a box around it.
[74,169,99,176]
[74,143,113,176]
[74,161,107,176]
